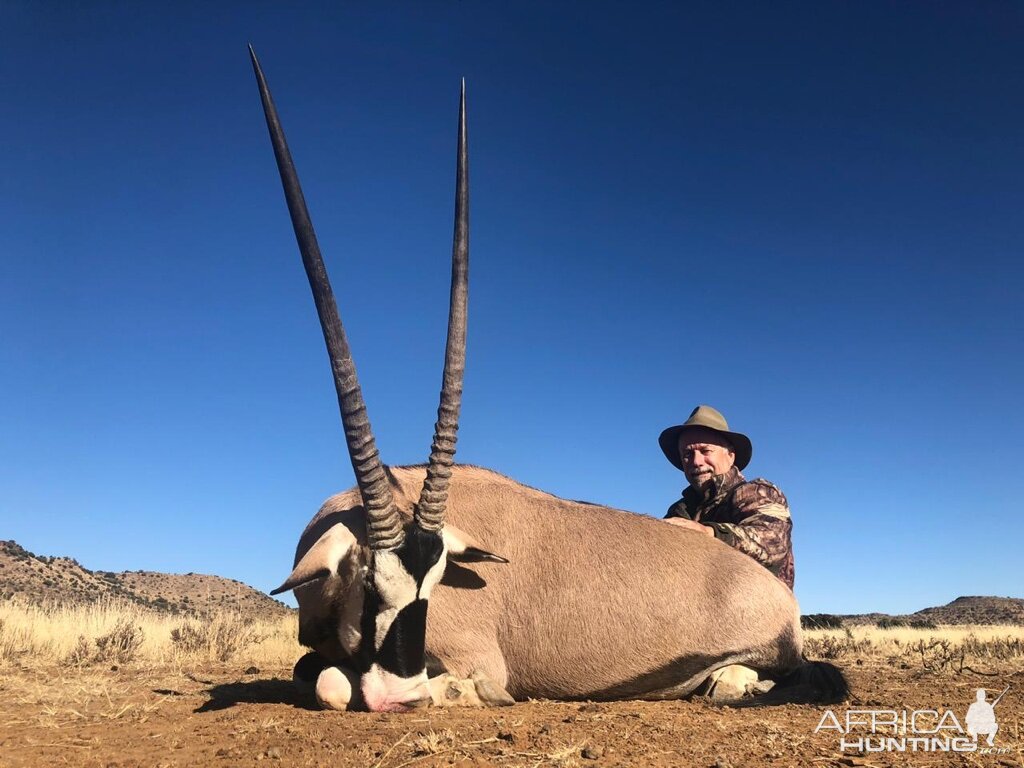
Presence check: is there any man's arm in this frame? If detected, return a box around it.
[664,498,716,535]
[664,498,692,520]
[704,480,793,575]
[665,517,716,536]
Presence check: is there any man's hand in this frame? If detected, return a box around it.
[664,517,715,537]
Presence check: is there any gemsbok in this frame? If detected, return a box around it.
[249,46,846,713]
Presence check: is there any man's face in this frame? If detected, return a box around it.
[677,428,736,487]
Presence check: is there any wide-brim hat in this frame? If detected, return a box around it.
[659,405,753,472]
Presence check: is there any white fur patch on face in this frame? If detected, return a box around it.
[374,607,398,652]
[361,663,430,713]
[418,544,448,601]
[373,551,419,608]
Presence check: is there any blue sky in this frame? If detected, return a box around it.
[2,2,1021,615]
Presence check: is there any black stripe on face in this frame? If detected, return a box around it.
[375,598,429,678]
[396,526,445,585]
[355,586,380,672]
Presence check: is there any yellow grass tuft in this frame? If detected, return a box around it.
[0,597,301,668]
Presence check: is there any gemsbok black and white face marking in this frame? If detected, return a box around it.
[250,45,473,712]
[356,526,448,711]
[276,516,508,710]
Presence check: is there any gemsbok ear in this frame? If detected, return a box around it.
[443,525,509,564]
[271,523,358,595]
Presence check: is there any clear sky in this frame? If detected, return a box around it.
[2,2,1021,615]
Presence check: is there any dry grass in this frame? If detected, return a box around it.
[4,595,1021,677]
[0,597,300,668]
[803,624,1024,672]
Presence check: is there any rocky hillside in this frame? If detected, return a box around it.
[909,595,1024,625]
[804,595,1024,629]
[0,540,292,619]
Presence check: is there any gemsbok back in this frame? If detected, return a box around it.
[249,47,847,713]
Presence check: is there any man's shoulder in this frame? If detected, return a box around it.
[730,477,790,516]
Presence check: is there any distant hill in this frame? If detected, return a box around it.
[0,540,292,619]
[803,595,1024,629]
[907,596,1024,625]
[7,539,1018,628]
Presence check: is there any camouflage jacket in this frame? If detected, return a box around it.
[665,467,794,589]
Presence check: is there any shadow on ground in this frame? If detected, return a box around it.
[195,678,316,712]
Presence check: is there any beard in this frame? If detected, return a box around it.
[685,468,725,500]
[685,468,715,487]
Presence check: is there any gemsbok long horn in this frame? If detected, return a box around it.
[415,80,469,534]
[248,45,404,550]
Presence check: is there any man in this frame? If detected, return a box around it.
[659,405,794,589]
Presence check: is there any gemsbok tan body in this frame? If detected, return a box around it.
[249,47,846,711]
[287,465,808,707]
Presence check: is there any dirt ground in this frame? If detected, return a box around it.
[1,660,1021,768]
